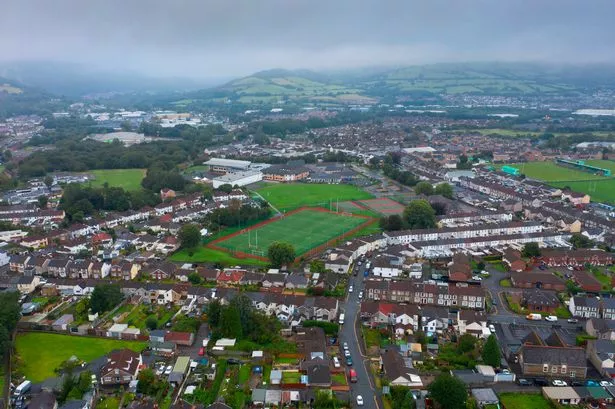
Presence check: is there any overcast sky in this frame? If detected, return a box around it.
[2,0,614,79]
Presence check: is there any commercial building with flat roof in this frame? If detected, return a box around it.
[204,158,252,173]
[212,170,263,188]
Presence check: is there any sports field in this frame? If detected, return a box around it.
[210,208,370,258]
[500,161,613,182]
[357,198,405,215]
[83,169,146,191]
[256,183,373,211]
[16,332,147,382]
[497,160,615,204]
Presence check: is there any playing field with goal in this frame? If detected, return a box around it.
[211,208,369,257]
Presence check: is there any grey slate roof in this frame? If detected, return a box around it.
[522,345,586,367]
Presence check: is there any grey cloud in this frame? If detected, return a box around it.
[1,0,614,79]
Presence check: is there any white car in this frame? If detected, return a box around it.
[356,395,364,406]
[600,381,613,387]
[358,291,364,299]
[472,276,482,281]
[489,324,496,333]
[552,380,567,387]
[333,357,341,368]
[164,365,172,375]
[349,285,354,293]
[344,350,351,357]
[545,316,558,322]
[343,342,349,351]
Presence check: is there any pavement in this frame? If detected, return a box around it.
[338,260,383,409]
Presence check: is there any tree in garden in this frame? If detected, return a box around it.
[145,316,158,331]
[187,272,202,285]
[414,181,434,196]
[220,305,242,339]
[570,233,593,249]
[89,284,123,314]
[404,199,436,229]
[207,299,222,328]
[428,373,468,409]
[482,334,501,367]
[522,242,541,258]
[457,333,477,353]
[178,224,202,249]
[435,183,454,199]
[267,241,296,268]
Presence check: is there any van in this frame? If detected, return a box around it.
[526,313,542,320]
[338,313,345,325]
[14,381,31,396]
[349,369,358,383]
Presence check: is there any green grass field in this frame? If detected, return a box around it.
[256,183,373,211]
[82,169,146,191]
[499,393,552,409]
[214,209,368,257]
[16,333,147,382]
[496,160,615,203]
[170,246,269,266]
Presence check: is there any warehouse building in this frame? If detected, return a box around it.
[212,170,263,188]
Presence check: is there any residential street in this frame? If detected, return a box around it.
[338,262,382,408]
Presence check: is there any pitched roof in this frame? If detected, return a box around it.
[522,345,586,367]
[101,349,141,376]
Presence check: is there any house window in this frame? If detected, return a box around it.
[570,371,576,378]
[551,366,558,373]
[561,365,567,374]
[543,364,549,372]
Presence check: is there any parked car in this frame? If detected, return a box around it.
[518,379,532,386]
[472,276,482,281]
[346,356,353,366]
[164,365,172,375]
[545,316,558,322]
[489,324,496,333]
[333,357,341,368]
[571,381,584,387]
[600,381,613,387]
[198,347,205,356]
[552,380,567,387]
[344,350,351,357]
[358,291,364,299]
[534,378,549,386]
[343,342,349,351]
[356,396,364,406]
[567,318,578,323]
[586,380,599,387]
[349,285,354,293]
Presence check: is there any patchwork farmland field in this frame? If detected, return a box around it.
[356,198,405,215]
[209,207,372,259]
[256,183,373,211]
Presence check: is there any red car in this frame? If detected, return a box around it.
[198,347,205,356]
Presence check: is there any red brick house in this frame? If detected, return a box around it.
[572,271,602,293]
[541,249,614,267]
[503,248,527,272]
[511,271,566,291]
